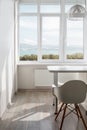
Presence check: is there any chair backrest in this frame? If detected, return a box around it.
[58,80,87,104]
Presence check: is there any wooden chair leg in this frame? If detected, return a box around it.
[55,103,64,121]
[76,104,87,130]
[60,104,67,130]
[74,104,79,119]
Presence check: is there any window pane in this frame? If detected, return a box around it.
[66,19,84,59]
[19,16,38,61]
[42,17,60,60]
[40,5,60,13]
[19,4,37,13]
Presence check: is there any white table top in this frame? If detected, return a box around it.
[47,66,87,72]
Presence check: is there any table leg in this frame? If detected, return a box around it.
[52,72,58,114]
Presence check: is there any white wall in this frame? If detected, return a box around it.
[0,0,14,117]
[18,65,48,89]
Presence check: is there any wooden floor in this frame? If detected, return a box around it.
[0,91,87,130]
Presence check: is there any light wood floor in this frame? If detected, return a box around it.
[0,91,87,130]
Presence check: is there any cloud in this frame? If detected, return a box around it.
[22,39,37,45]
[20,21,37,29]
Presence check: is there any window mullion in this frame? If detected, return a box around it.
[64,15,67,62]
[84,0,87,62]
[37,3,41,62]
[84,18,87,61]
[60,0,65,62]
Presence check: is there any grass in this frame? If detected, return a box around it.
[20,53,83,61]
[67,53,83,59]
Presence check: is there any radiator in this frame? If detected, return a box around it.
[34,69,53,88]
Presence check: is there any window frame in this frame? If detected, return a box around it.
[16,0,87,64]
[63,15,86,63]
[40,14,61,63]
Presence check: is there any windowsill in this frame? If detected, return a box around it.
[17,61,87,66]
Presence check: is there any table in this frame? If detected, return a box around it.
[47,65,87,114]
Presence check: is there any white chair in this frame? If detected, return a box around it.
[55,80,87,130]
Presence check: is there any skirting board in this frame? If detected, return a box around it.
[18,88,51,92]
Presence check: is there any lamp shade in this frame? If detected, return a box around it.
[68,4,86,19]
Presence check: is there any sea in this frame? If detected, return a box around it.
[20,44,83,56]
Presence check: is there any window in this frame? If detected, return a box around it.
[19,4,37,13]
[42,16,60,60]
[66,19,84,60]
[17,0,86,63]
[19,16,38,61]
[65,0,85,61]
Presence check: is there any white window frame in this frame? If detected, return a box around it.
[16,0,87,64]
[63,15,86,63]
[40,14,61,63]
